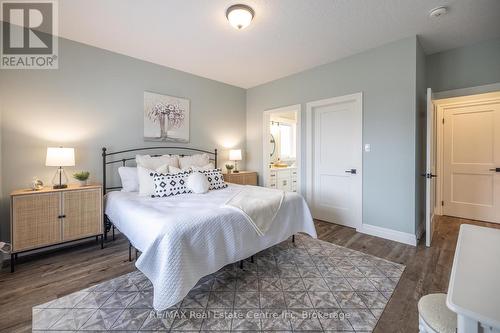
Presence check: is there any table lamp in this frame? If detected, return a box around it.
[46,147,75,189]
[229,149,242,173]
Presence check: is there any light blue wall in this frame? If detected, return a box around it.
[0,37,246,242]
[427,38,500,92]
[247,37,419,234]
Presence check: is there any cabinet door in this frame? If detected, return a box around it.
[225,174,243,185]
[277,170,291,180]
[62,189,102,241]
[12,193,61,252]
[244,173,258,185]
[277,178,291,191]
[233,175,245,184]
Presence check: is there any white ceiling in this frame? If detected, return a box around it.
[58,0,500,88]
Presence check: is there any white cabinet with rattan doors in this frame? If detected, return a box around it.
[10,184,103,272]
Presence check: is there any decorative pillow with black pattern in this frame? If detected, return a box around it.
[151,171,192,197]
[199,168,228,190]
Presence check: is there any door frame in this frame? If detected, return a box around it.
[262,104,301,192]
[305,92,363,229]
[434,91,500,216]
[425,88,437,247]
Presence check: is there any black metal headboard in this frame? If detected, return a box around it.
[102,146,218,194]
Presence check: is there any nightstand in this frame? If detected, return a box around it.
[10,184,103,272]
[223,171,258,185]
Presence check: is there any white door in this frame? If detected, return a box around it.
[443,99,500,223]
[306,93,362,228]
[425,88,437,247]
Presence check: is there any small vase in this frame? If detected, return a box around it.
[78,180,89,187]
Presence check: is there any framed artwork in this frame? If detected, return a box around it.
[144,91,190,142]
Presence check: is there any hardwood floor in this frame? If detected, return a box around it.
[315,216,499,332]
[0,216,498,332]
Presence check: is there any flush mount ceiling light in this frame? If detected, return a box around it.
[226,4,254,30]
[429,6,448,18]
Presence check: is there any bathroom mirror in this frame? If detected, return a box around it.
[270,133,276,159]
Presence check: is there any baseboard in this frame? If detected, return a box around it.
[357,224,417,246]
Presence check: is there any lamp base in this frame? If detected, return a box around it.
[233,160,240,173]
[51,167,69,189]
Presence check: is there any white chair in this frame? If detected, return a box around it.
[418,293,457,333]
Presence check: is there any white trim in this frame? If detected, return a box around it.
[262,104,301,193]
[269,115,296,125]
[435,102,444,216]
[433,82,500,100]
[306,106,313,204]
[425,87,436,247]
[357,224,417,246]
[306,92,363,229]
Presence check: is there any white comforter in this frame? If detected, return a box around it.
[224,186,285,236]
[105,184,317,311]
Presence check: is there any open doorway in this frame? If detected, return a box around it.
[435,91,500,222]
[262,105,301,193]
[426,90,500,246]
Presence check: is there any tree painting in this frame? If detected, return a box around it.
[147,102,186,138]
[144,92,190,142]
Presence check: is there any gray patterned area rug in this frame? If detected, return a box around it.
[32,234,404,332]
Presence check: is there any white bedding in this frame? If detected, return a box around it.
[105,184,317,310]
[224,185,285,236]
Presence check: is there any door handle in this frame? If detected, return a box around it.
[421,173,437,179]
[345,169,357,174]
[489,168,500,172]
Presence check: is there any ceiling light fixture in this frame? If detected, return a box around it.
[429,6,448,18]
[226,4,254,30]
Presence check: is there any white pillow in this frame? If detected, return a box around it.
[137,164,169,196]
[191,163,215,172]
[136,154,179,169]
[152,171,192,197]
[179,153,210,170]
[118,167,139,192]
[186,172,209,194]
[168,165,184,174]
[199,168,228,190]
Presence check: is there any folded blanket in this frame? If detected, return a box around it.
[224,185,285,236]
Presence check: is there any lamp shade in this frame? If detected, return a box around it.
[229,149,242,161]
[46,147,75,167]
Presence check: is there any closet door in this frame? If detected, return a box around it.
[306,93,363,229]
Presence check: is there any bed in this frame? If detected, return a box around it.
[102,146,317,311]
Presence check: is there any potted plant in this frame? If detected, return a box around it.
[225,164,234,174]
[73,171,90,186]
